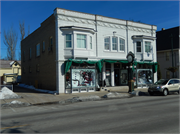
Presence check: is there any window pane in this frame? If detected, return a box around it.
[137,42,141,52]
[112,37,117,50]
[120,38,125,51]
[66,34,71,40]
[77,34,86,48]
[66,41,71,48]
[104,37,110,50]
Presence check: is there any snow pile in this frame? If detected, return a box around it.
[10,100,23,104]
[102,92,130,98]
[18,84,57,94]
[0,87,21,99]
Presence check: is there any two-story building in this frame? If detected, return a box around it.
[156,26,180,79]
[21,8,157,93]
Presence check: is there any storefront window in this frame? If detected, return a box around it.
[71,69,95,88]
[136,69,153,87]
[105,63,111,86]
[120,70,128,85]
[65,70,71,88]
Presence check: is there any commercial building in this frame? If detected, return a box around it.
[21,8,157,93]
[156,26,180,79]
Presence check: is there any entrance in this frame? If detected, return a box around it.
[114,69,120,86]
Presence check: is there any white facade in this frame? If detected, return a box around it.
[54,8,157,93]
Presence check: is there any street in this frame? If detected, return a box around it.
[1,94,179,133]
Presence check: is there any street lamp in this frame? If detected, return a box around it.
[126,51,135,93]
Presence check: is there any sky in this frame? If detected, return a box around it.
[1,0,179,60]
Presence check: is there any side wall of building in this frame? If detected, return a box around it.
[21,15,56,90]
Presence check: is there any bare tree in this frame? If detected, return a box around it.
[19,21,26,60]
[3,25,18,60]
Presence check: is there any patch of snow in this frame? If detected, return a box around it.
[0,87,21,99]
[18,84,57,94]
[10,100,23,104]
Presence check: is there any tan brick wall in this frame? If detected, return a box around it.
[21,15,56,91]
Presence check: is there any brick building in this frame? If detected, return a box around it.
[21,8,157,93]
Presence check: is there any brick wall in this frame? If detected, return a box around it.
[21,15,56,91]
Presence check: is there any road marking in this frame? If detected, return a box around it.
[1,124,29,130]
[10,107,16,112]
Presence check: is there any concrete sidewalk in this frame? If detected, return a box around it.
[1,86,148,108]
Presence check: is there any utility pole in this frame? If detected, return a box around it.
[170,34,174,78]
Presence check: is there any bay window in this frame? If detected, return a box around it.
[66,34,72,48]
[145,41,151,53]
[77,34,86,48]
[136,41,141,52]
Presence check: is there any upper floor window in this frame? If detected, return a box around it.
[112,37,118,50]
[145,41,151,53]
[104,37,110,50]
[36,43,40,57]
[77,34,86,48]
[119,38,125,52]
[29,48,31,59]
[66,34,72,48]
[42,41,45,51]
[90,36,92,49]
[136,41,141,52]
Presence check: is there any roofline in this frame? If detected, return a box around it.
[54,7,157,27]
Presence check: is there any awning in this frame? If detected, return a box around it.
[64,59,158,74]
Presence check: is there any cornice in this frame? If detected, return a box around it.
[57,15,156,34]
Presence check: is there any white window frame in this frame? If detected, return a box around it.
[65,34,72,48]
[136,41,142,53]
[104,36,110,51]
[145,41,151,53]
[36,43,40,57]
[119,38,125,52]
[77,34,87,49]
[112,36,118,51]
[90,36,92,49]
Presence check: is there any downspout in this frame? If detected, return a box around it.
[95,15,98,58]
[126,20,129,53]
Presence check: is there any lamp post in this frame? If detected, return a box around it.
[126,51,135,93]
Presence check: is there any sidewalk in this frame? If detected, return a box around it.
[1,86,148,108]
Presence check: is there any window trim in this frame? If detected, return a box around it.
[136,41,142,53]
[119,38,125,52]
[145,41,151,53]
[36,43,40,57]
[65,34,72,48]
[76,34,87,49]
[104,36,111,51]
[90,36,92,49]
[112,36,118,51]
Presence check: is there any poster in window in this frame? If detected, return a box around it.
[72,69,95,88]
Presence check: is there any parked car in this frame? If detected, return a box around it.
[148,79,180,96]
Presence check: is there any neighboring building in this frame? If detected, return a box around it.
[156,26,180,79]
[0,60,21,84]
[21,8,157,93]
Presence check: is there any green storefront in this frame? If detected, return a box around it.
[64,59,158,93]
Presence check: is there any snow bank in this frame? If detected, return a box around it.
[0,87,21,99]
[18,84,57,94]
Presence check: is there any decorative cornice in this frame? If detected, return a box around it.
[57,15,155,34]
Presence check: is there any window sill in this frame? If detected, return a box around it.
[103,50,125,53]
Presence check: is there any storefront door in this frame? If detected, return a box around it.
[114,69,120,86]
[120,69,128,85]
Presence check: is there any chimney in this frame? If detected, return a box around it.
[161,28,165,31]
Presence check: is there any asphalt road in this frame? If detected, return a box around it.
[1,94,179,133]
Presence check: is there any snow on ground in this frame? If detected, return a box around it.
[18,84,57,94]
[0,87,21,99]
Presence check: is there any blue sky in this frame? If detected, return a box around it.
[1,1,179,60]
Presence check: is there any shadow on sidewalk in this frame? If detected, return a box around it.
[13,85,49,94]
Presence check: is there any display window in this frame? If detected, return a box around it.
[71,69,96,88]
[136,69,153,87]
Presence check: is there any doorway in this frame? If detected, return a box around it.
[114,69,120,86]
